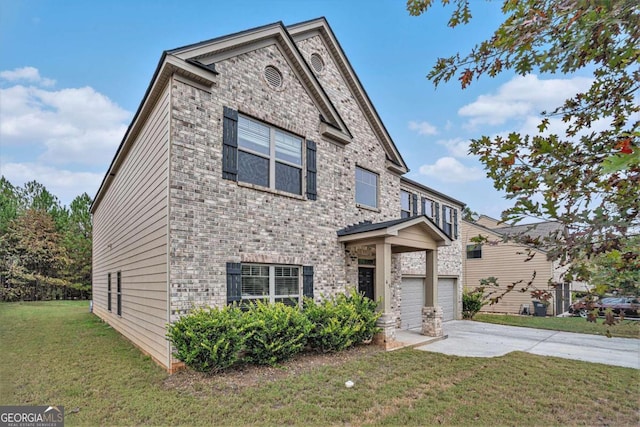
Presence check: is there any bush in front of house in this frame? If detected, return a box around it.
[462,290,484,319]
[242,300,313,366]
[305,289,381,353]
[166,306,245,373]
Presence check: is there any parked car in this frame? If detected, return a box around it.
[569,297,640,318]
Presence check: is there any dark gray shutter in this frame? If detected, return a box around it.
[302,266,314,299]
[226,262,242,304]
[435,202,440,225]
[421,197,426,215]
[412,194,418,216]
[306,140,317,200]
[222,107,238,181]
[453,208,459,239]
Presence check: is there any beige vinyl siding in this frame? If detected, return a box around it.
[92,82,170,368]
[462,221,554,315]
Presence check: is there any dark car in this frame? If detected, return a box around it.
[569,297,640,318]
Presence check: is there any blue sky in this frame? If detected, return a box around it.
[0,0,593,218]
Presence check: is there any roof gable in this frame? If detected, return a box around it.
[288,18,408,174]
[168,21,352,145]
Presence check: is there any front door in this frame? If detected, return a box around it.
[358,267,375,300]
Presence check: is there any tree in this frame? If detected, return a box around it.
[20,180,69,231]
[0,177,20,234]
[408,0,639,294]
[63,193,93,297]
[0,209,70,301]
[462,206,478,222]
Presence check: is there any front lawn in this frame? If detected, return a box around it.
[1,301,638,426]
[474,313,640,338]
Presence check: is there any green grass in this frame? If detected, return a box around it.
[474,313,640,338]
[1,301,638,426]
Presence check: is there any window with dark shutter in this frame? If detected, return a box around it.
[434,201,440,225]
[306,140,317,200]
[226,262,242,304]
[303,266,314,299]
[412,194,418,216]
[116,271,122,316]
[453,209,458,239]
[222,107,238,181]
[400,190,411,218]
[107,273,112,312]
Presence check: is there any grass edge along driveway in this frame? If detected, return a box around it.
[1,301,638,426]
[473,312,640,338]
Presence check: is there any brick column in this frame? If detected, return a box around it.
[422,306,443,337]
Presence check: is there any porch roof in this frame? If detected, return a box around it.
[337,215,451,252]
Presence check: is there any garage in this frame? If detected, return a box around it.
[400,278,424,330]
[401,277,457,328]
[438,278,456,322]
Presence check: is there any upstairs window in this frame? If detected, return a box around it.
[466,244,482,259]
[422,198,435,218]
[401,191,411,218]
[355,167,378,208]
[443,206,453,237]
[237,115,303,195]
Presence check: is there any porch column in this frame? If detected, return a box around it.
[374,242,396,348]
[422,249,443,337]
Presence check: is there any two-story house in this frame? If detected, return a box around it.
[91,18,464,372]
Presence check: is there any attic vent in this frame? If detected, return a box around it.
[310,53,324,73]
[264,66,282,89]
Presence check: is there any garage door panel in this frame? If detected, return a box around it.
[438,278,456,322]
[401,278,424,330]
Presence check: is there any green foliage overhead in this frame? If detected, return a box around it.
[407,1,639,291]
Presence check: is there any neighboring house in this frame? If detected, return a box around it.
[91,18,464,372]
[462,215,579,316]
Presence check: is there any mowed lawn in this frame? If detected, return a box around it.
[474,313,640,338]
[1,302,638,426]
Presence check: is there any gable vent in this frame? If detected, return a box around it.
[310,53,324,73]
[264,66,282,89]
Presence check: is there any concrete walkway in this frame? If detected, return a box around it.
[415,320,640,369]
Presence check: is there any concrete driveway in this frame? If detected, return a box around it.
[415,320,639,369]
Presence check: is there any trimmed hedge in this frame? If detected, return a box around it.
[243,300,312,366]
[167,289,381,373]
[304,289,381,353]
[166,306,245,373]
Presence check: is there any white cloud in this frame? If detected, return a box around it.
[408,120,438,136]
[436,137,471,158]
[0,66,55,87]
[418,157,484,183]
[0,162,104,204]
[459,74,593,127]
[0,73,130,165]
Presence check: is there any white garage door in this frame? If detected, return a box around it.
[401,278,424,330]
[438,278,456,322]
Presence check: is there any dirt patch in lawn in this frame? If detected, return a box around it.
[162,344,382,397]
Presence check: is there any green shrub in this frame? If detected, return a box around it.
[243,300,312,366]
[462,290,484,319]
[305,289,381,353]
[166,306,245,373]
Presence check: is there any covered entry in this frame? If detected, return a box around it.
[338,216,451,348]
